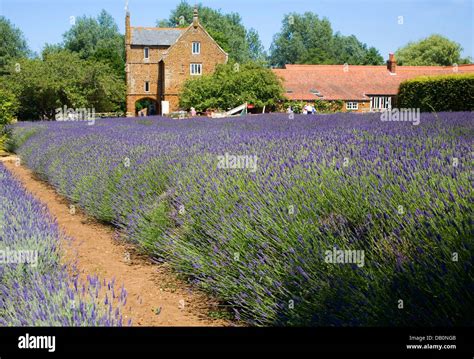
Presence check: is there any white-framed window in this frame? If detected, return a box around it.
[370,96,391,111]
[190,63,202,75]
[144,81,150,92]
[192,42,201,55]
[346,102,359,110]
[144,47,149,60]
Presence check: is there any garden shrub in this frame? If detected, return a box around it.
[398,73,474,112]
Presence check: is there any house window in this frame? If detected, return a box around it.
[192,42,201,54]
[190,63,202,75]
[346,102,359,110]
[370,96,391,111]
[144,81,150,92]
[144,47,149,60]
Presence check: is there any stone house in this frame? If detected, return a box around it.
[125,7,228,116]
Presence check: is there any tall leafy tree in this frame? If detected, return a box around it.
[331,33,383,65]
[157,1,266,63]
[63,10,125,78]
[0,16,30,74]
[247,28,267,62]
[270,12,383,67]
[395,34,471,66]
[362,47,385,65]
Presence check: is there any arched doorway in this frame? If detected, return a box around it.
[135,98,157,116]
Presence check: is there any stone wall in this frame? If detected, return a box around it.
[162,25,228,111]
[126,45,169,116]
[342,100,371,113]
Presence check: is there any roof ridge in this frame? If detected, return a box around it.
[273,64,474,102]
[132,26,185,31]
[131,27,185,46]
[283,64,474,70]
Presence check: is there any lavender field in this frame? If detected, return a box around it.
[0,163,127,326]
[10,112,474,326]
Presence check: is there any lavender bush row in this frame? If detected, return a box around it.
[12,112,474,326]
[0,163,128,326]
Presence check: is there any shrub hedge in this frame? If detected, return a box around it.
[398,73,474,112]
[0,88,19,152]
[282,100,343,114]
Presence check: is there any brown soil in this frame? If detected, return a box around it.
[1,156,229,327]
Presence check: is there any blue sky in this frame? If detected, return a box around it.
[1,0,473,60]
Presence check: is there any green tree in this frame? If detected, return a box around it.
[157,1,265,63]
[180,61,283,111]
[2,51,125,120]
[395,34,471,66]
[269,13,383,67]
[0,88,19,151]
[0,88,18,124]
[63,10,125,78]
[0,16,30,74]
[270,13,332,67]
[331,33,384,65]
[247,28,267,62]
[41,43,64,58]
[362,47,385,65]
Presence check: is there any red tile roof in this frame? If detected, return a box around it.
[273,63,474,101]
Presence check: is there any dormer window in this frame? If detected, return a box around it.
[192,42,201,55]
[144,47,149,60]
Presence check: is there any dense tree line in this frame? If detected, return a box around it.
[0,11,125,121]
[3,52,124,120]
[269,12,384,67]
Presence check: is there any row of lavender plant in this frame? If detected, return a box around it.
[0,163,128,326]
[12,112,473,326]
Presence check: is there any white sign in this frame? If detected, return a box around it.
[161,101,170,115]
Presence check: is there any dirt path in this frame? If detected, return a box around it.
[1,156,228,327]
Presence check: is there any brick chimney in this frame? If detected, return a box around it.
[125,10,132,117]
[125,11,131,45]
[193,5,199,28]
[387,53,397,74]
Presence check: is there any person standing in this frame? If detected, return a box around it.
[303,104,308,115]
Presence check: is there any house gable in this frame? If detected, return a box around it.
[160,23,228,94]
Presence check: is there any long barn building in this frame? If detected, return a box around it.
[273,55,474,112]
